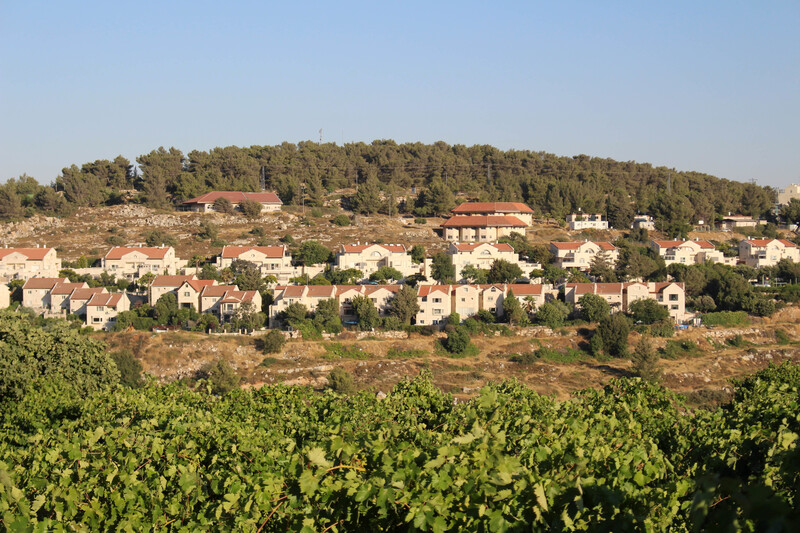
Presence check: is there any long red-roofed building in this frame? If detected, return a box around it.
[451,202,534,225]
[0,247,61,280]
[564,282,687,322]
[102,246,177,279]
[739,239,800,268]
[550,241,619,271]
[217,245,293,282]
[182,191,282,213]
[441,216,527,242]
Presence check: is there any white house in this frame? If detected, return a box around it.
[334,243,417,281]
[182,191,282,213]
[550,241,618,271]
[217,246,294,283]
[102,246,177,279]
[567,214,608,230]
[0,247,61,281]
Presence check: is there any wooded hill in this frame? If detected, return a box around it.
[1,141,777,233]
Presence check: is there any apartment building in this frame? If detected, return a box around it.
[49,281,90,314]
[416,285,452,326]
[451,202,534,225]
[334,243,417,281]
[566,213,608,230]
[217,246,294,282]
[0,283,9,309]
[441,216,527,242]
[21,277,67,310]
[650,240,729,266]
[564,282,687,322]
[268,285,338,327]
[338,285,401,323]
[778,184,800,205]
[102,246,177,279]
[176,279,218,310]
[739,239,800,268]
[632,215,655,230]
[182,191,283,213]
[550,241,618,271]
[448,242,519,280]
[68,287,108,317]
[85,292,130,331]
[0,247,61,281]
[149,275,197,305]
[199,285,262,320]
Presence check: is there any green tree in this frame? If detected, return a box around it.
[388,285,420,325]
[431,253,455,283]
[313,298,343,333]
[262,329,286,354]
[326,268,363,285]
[443,326,472,354]
[136,147,185,209]
[578,293,611,322]
[351,294,380,331]
[487,259,523,284]
[628,299,670,324]
[631,336,661,383]
[295,241,332,265]
[535,302,567,329]
[460,264,489,284]
[606,189,635,229]
[326,367,356,394]
[230,259,267,291]
[351,171,382,214]
[502,290,528,326]
[410,245,426,265]
[110,349,144,388]
[284,302,309,327]
[590,252,618,282]
[214,197,234,214]
[597,313,630,357]
[369,266,403,283]
[198,359,239,395]
[239,199,264,219]
[155,293,179,324]
[414,179,455,217]
[780,198,800,226]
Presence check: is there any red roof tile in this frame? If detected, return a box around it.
[104,247,171,260]
[451,202,534,214]
[652,240,714,249]
[340,243,407,253]
[418,285,451,297]
[70,287,107,300]
[441,215,527,228]
[0,247,54,260]
[181,279,216,292]
[183,191,282,205]
[451,243,515,252]
[551,241,616,250]
[220,246,287,259]
[151,275,196,287]
[22,277,67,290]
[50,282,88,295]
[201,285,239,297]
[87,293,125,307]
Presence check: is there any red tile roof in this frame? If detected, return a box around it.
[335,285,401,296]
[70,287,107,300]
[220,245,287,259]
[418,285,451,297]
[551,241,616,251]
[506,284,543,296]
[451,202,534,214]
[104,247,172,260]
[181,279,217,292]
[219,290,259,304]
[151,275,196,287]
[50,282,88,295]
[452,243,515,252]
[340,243,407,253]
[22,277,67,290]
[87,292,125,307]
[441,215,527,228]
[201,285,240,297]
[0,247,54,260]
[652,240,714,249]
[183,191,282,205]
[744,239,798,248]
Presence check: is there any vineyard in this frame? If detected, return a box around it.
[1,364,799,531]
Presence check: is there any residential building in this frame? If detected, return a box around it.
[441,216,527,242]
[199,285,262,320]
[182,191,282,213]
[778,184,800,205]
[567,213,608,230]
[103,246,177,279]
[338,285,401,323]
[448,242,519,280]
[451,202,534,225]
[0,247,61,281]
[650,240,730,266]
[720,215,764,230]
[268,285,338,327]
[85,292,130,331]
[565,282,687,322]
[452,284,481,318]
[49,281,90,314]
[739,239,800,268]
[22,277,67,310]
[68,287,108,317]
[550,241,618,271]
[334,243,417,281]
[148,275,197,305]
[176,279,218,310]
[632,215,655,230]
[0,283,10,309]
[217,246,294,283]
[416,285,452,326]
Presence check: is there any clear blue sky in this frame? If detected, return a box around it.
[1,1,798,188]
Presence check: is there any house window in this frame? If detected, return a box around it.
[92,317,102,323]
[671,305,679,310]
[419,320,424,324]
[434,309,443,315]
[433,298,441,303]
[490,307,496,313]
[97,306,104,311]
[184,292,190,297]
[669,294,678,301]
[461,298,466,302]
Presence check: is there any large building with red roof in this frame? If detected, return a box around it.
[217,245,294,282]
[441,215,527,242]
[102,246,177,279]
[85,292,130,330]
[739,239,800,268]
[564,282,687,322]
[650,239,731,266]
[334,243,418,282]
[451,202,534,225]
[0,247,61,280]
[447,242,539,281]
[182,191,282,213]
[550,241,618,271]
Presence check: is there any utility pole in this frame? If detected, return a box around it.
[319,129,323,144]
[302,184,306,216]
[487,162,492,186]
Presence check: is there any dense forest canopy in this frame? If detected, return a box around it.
[0,141,777,228]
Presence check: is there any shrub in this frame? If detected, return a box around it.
[510,352,539,365]
[701,311,749,327]
[310,208,323,218]
[387,347,427,358]
[630,336,661,383]
[727,334,747,347]
[214,197,234,214]
[259,357,278,367]
[106,235,125,246]
[660,340,701,359]
[110,349,143,388]
[476,309,496,323]
[596,314,631,357]
[326,367,356,394]
[262,329,286,354]
[239,199,264,219]
[331,214,350,226]
[210,238,227,248]
[381,315,403,330]
[414,218,426,225]
[443,327,471,355]
[648,319,675,338]
[323,343,370,360]
[775,329,790,345]
[280,234,295,244]
[198,360,239,395]
[250,227,266,237]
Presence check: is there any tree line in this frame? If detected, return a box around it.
[0,141,778,233]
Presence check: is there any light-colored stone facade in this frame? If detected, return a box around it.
[0,283,10,309]
[565,282,687,322]
[451,202,534,225]
[651,240,730,266]
[217,246,294,283]
[0,247,61,281]
[22,277,67,310]
[85,292,130,331]
[334,243,417,281]
[183,191,282,213]
[739,239,800,268]
[441,216,527,242]
[778,184,800,205]
[550,241,618,271]
[567,214,608,230]
[103,247,177,280]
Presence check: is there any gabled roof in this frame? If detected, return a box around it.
[201,285,240,298]
[652,240,714,249]
[566,282,624,296]
[451,202,534,214]
[743,239,798,248]
[441,215,527,228]
[180,279,217,292]
[335,284,401,296]
[50,282,88,295]
[550,241,616,251]
[151,275,196,287]
[340,243,407,254]
[451,242,514,253]
[649,282,685,293]
[0,247,54,260]
[87,292,125,307]
[278,285,336,299]
[70,287,108,300]
[183,191,282,205]
[418,285,451,297]
[506,284,543,296]
[221,245,287,259]
[218,290,259,304]
[104,247,172,260]
[22,277,67,290]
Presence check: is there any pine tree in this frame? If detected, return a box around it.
[631,336,662,382]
